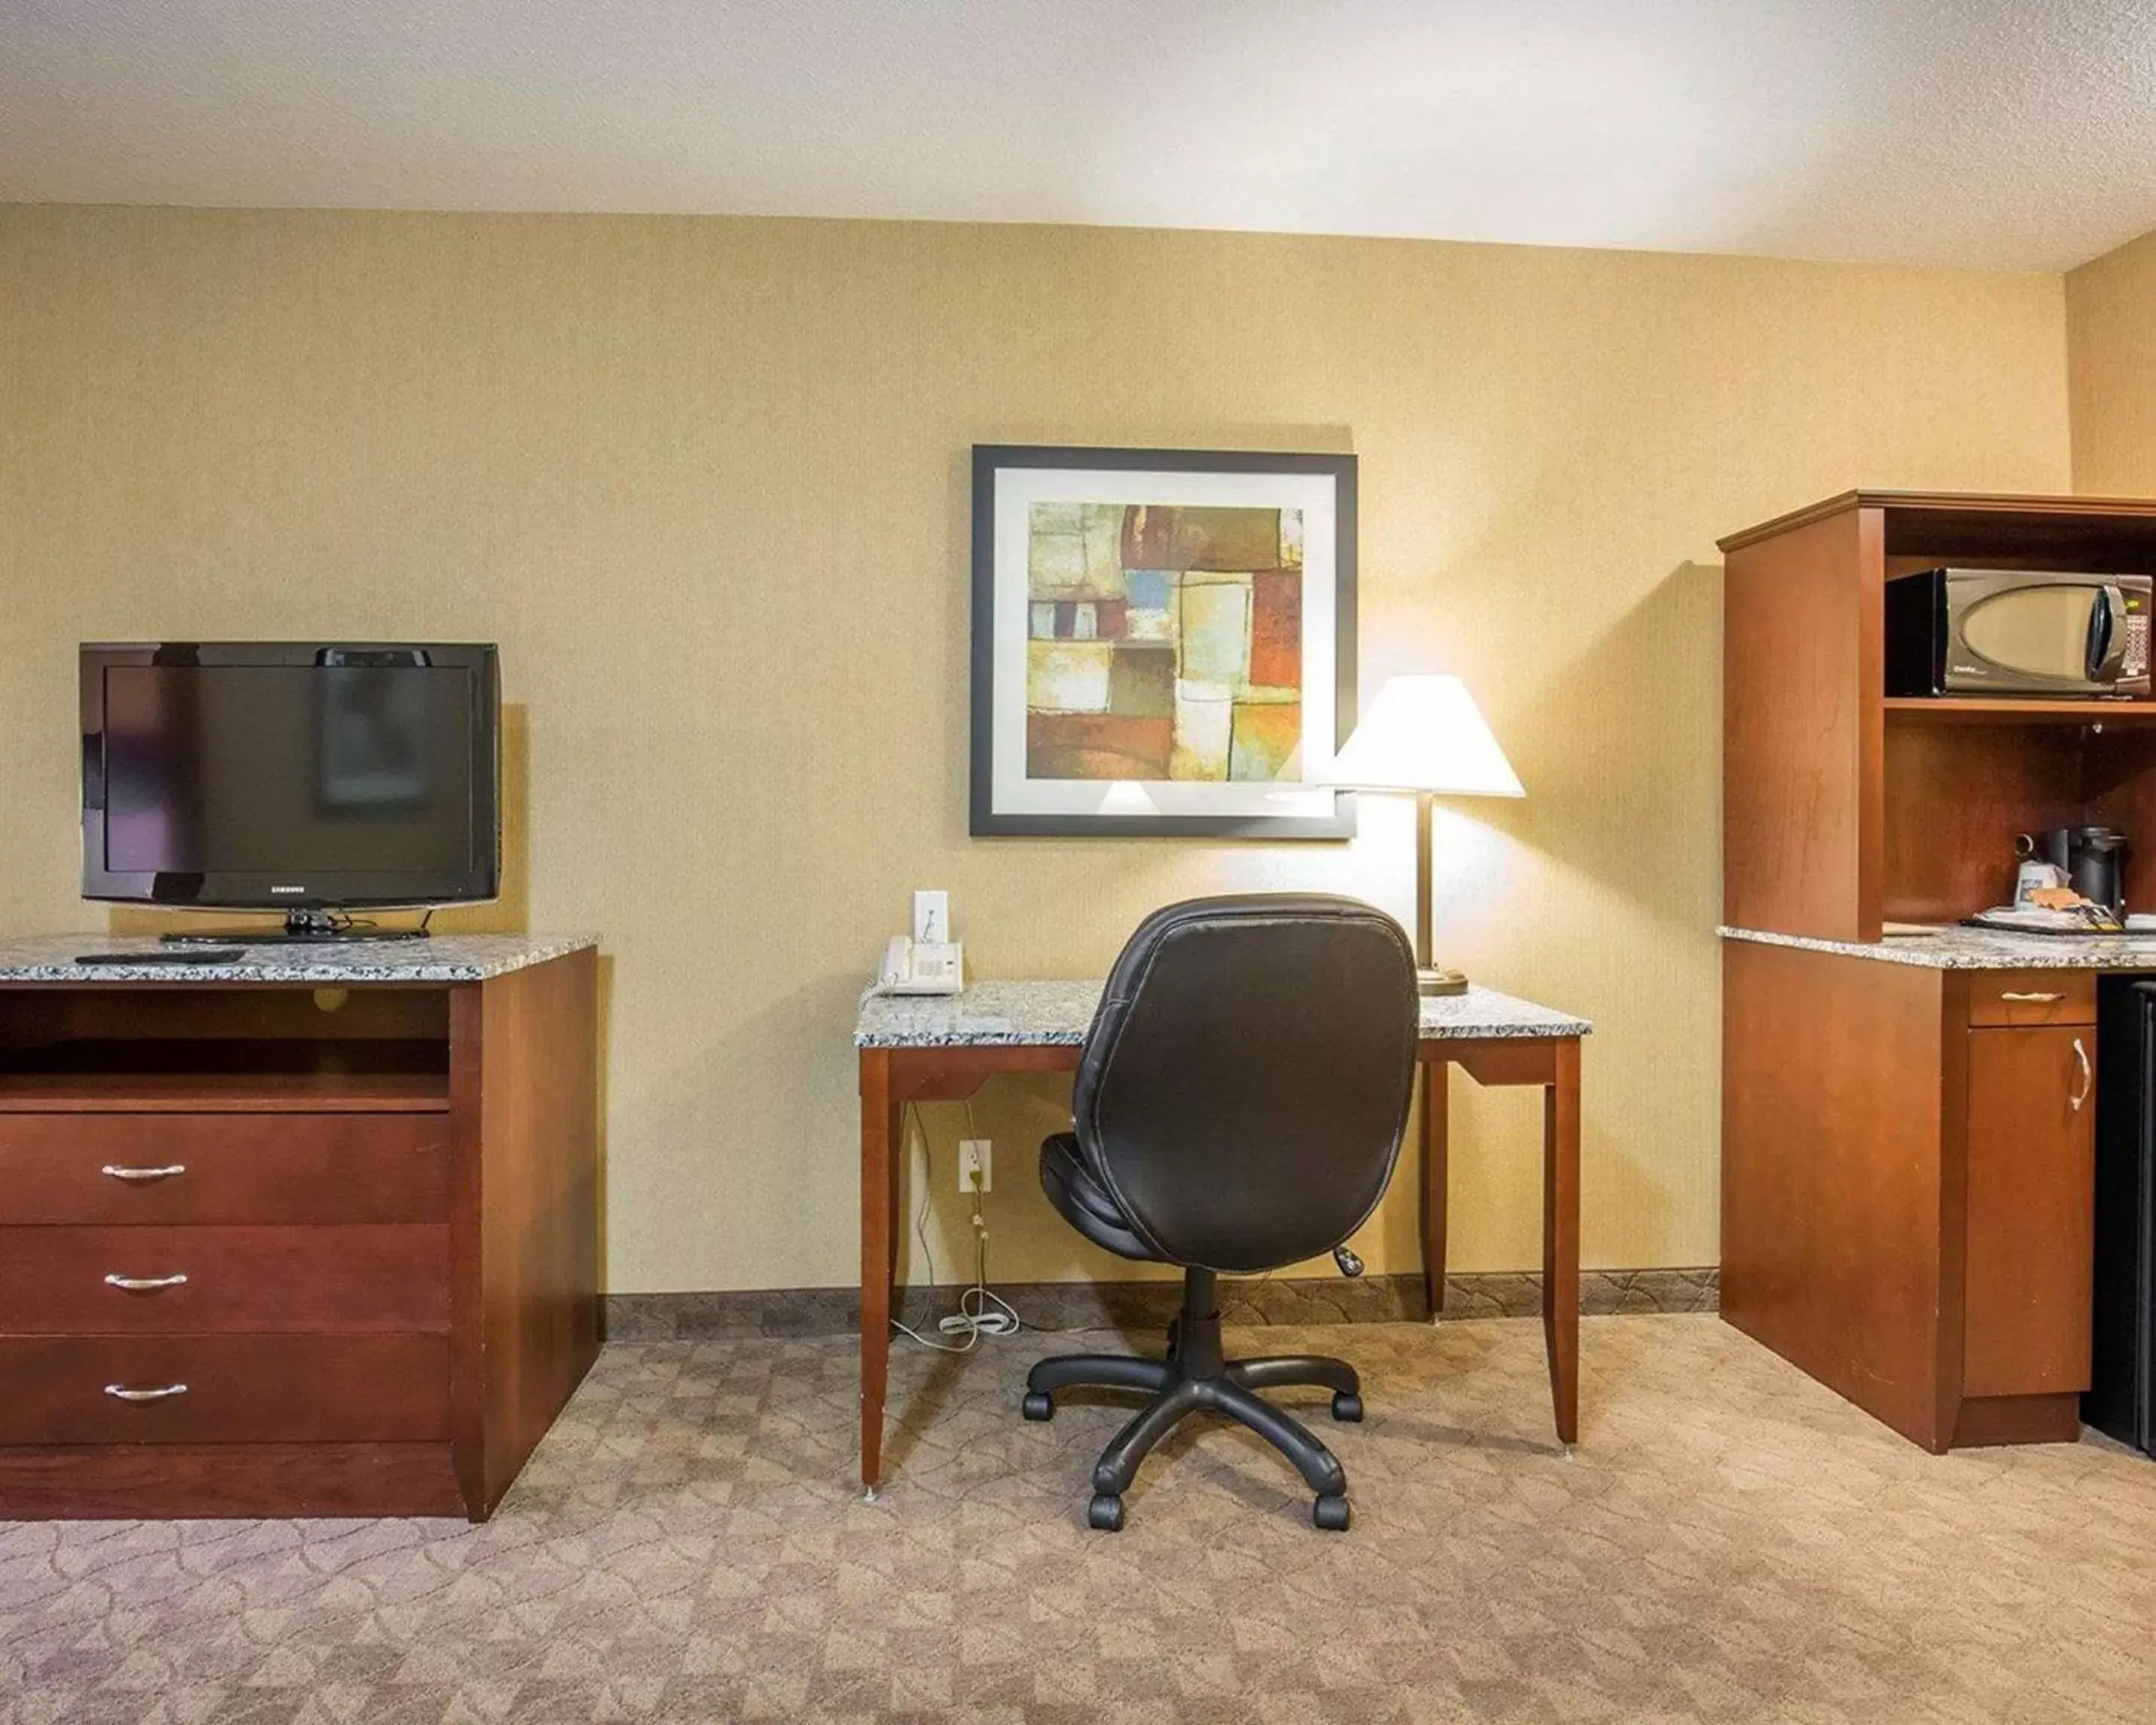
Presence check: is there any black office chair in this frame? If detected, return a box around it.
[1022,893,1420,1533]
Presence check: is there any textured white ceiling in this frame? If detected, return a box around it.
[4,1,2154,271]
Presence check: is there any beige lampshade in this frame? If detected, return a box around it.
[1321,675,1525,797]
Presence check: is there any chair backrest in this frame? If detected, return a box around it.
[1073,894,1420,1273]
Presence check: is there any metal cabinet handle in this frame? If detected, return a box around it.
[2071,1038,2093,1111]
[103,1273,188,1292]
[100,1164,186,1182]
[2000,991,2064,1003]
[103,1384,187,1402]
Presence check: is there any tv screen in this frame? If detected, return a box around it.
[81,643,500,912]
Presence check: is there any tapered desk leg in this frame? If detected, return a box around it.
[1419,1056,1450,1317]
[889,1099,904,1303]
[1543,1038,1581,1445]
[859,1050,895,1493]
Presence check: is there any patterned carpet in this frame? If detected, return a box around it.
[4,1314,2154,1724]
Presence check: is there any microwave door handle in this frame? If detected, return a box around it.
[2091,584,2130,682]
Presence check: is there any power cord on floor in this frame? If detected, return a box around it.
[889,1101,1024,1353]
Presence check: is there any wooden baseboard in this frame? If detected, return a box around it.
[603,1267,1721,1340]
[0,1442,468,1520]
[1951,1393,2084,1449]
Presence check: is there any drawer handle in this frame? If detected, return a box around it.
[2000,991,2065,1003]
[101,1163,186,1183]
[2073,1038,2093,1111]
[103,1272,188,1293]
[103,1383,188,1402]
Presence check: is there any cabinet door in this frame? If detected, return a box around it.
[1963,1026,2097,1396]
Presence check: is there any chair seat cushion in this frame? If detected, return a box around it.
[1039,1133,1162,1263]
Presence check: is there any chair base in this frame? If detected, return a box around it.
[1023,1266,1361,1531]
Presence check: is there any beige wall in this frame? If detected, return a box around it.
[2068,228,2156,493]
[0,207,2072,1292]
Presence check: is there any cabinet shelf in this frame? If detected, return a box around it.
[1884,697,2156,725]
[0,1038,451,1112]
[0,1071,449,1113]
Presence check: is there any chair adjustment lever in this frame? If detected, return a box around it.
[1332,1244,1364,1279]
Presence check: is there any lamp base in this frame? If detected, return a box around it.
[1418,966,1469,997]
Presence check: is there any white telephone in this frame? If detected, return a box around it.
[876,889,964,996]
[878,936,963,996]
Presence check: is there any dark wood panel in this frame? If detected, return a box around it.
[1950,1393,2083,1447]
[1724,507,1883,940]
[859,1047,893,1491]
[1961,972,2096,1028]
[1448,1040,1559,1086]
[0,1442,464,1519]
[1884,515,2156,573]
[0,1334,449,1443]
[0,1071,448,1113]
[0,988,448,1048]
[1962,1027,2096,1397]
[1721,490,2156,562]
[888,1043,1079,1101]
[1881,721,2083,925]
[1542,1038,1580,1447]
[1934,977,1973,1445]
[0,1225,448,1333]
[449,949,601,1520]
[0,1112,449,1224]
[1419,1062,1447,1317]
[1721,940,1949,1448]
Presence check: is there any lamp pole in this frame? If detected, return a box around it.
[1414,790,1434,975]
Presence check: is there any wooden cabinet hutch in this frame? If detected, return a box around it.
[1721,490,2156,1451]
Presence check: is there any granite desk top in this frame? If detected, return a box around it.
[855,979,1591,1048]
[0,934,597,985]
[1722,923,2156,970]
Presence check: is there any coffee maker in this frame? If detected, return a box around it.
[2040,825,2129,914]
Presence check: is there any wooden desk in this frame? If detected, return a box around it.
[855,981,1590,1491]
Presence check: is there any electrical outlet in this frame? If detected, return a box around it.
[913,889,951,945]
[958,1139,993,1193]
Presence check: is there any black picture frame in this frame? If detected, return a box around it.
[969,445,1357,839]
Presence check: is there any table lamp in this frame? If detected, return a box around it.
[1321,675,1524,995]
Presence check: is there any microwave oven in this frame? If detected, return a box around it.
[1884,568,2152,698]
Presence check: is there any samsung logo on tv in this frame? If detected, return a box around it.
[270,885,307,895]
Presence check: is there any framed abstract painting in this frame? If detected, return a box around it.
[969,445,1356,838]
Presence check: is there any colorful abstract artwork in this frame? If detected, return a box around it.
[973,447,1356,839]
[1023,503,1304,785]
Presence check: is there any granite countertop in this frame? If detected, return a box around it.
[0,934,597,985]
[855,979,1590,1047]
[1721,923,2156,970]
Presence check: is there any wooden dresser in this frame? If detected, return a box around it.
[0,935,599,1519]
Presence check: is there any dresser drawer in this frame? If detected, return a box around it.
[0,1113,449,1224]
[1964,973,2096,1027]
[0,1334,448,1443]
[0,1225,448,1333]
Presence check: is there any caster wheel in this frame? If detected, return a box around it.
[1087,1493,1126,1532]
[1312,1493,1351,1533]
[1021,1391,1053,1423]
[1330,1393,1363,1423]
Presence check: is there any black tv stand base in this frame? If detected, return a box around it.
[160,911,432,946]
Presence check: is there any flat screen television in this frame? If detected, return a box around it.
[81,642,501,933]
